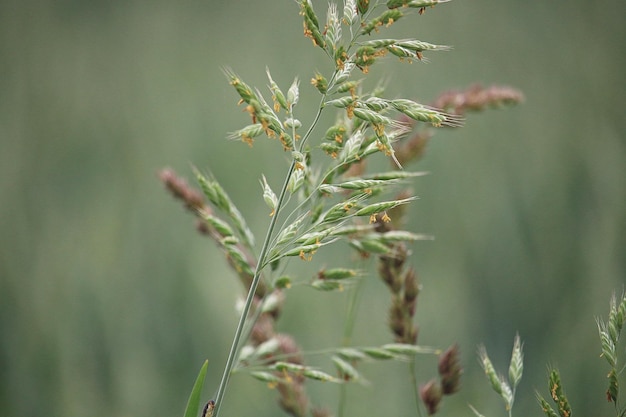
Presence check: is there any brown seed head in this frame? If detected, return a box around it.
[438,343,462,395]
[420,379,442,415]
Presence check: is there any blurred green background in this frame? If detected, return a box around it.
[1,0,624,416]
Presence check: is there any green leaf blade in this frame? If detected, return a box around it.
[183,360,209,417]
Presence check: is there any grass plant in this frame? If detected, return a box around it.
[161,1,523,416]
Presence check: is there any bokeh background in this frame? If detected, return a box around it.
[1,0,624,416]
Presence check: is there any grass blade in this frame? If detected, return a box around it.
[183,360,209,417]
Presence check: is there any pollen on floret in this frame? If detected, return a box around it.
[283,370,294,384]
[303,22,313,40]
[279,133,294,151]
[376,140,392,156]
[550,385,558,401]
[299,250,314,261]
[242,134,254,147]
[381,212,391,222]
[310,73,328,93]
[368,21,383,33]
[335,51,350,70]
[373,123,386,137]
[261,120,276,139]
[245,104,256,117]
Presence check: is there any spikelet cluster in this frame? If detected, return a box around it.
[420,344,463,414]
[474,334,524,415]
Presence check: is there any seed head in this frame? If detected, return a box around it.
[438,344,462,395]
[420,379,442,415]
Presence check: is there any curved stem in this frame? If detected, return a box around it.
[212,159,296,417]
[299,92,328,150]
[212,97,328,417]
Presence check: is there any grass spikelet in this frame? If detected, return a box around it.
[536,394,560,417]
[357,0,370,15]
[337,348,368,361]
[353,197,417,217]
[300,0,326,48]
[251,371,282,386]
[509,333,524,391]
[596,291,626,406]
[478,345,503,395]
[361,9,403,35]
[343,0,358,26]
[287,77,300,107]
[420,379,442,415]
[202,214,235,238]
[362,347,397,360]
[223,68,256,104]
[260,175,278,216]
[325,2,342,53]
[317,267,359,280]
[332,356,362,382]
[266,68,288,112]
[438,344,462,394]
[302,369,342,383]
[227,123,265,146]
[477,335,524,413]
[547,369,571,417]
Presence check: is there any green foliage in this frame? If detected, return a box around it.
[182,360,209,417]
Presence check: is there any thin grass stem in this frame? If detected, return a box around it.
[410,358,424,417]
[213,92,330,417]
[212,158,296,417]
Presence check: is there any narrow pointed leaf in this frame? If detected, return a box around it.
[183,360,208,417]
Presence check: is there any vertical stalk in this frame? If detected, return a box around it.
[410,358,424,417]
[212,99,326,417]
[211,159,295,417]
